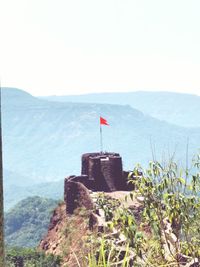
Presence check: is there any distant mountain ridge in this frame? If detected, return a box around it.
[41,91,200,128]
[4,169,63,210]
[2,87,200,209]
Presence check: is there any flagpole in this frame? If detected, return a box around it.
[100,116,109,154]
[100,124,103,153]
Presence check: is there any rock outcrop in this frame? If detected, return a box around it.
[64,180,93,214]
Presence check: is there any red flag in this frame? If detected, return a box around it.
[100,116,109,126]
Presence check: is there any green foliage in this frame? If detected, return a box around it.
[131,155,200,263]
[5,196,59,247]
[113,208,144,254]
[86,154,200,266]
[87,238,131,267]
[5,247,62,267]
[96,193,121,221]
[89,195,145,265]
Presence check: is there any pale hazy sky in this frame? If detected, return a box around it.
[1,0,200,96]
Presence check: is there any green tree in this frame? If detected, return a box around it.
[5,247,62,267]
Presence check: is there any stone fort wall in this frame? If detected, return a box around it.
[64,152,131,214]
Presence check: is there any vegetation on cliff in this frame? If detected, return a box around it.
[40,154,200,266]
[84,154,200,266]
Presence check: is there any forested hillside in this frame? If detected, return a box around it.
[5,196,58,247]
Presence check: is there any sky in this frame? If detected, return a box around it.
[0,0,200,96]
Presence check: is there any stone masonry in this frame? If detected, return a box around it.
[64,152,130,214]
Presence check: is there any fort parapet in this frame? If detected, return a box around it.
[81,152,126,191]
[64,152,130,214]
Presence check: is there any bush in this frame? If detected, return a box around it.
[6,247,62,267]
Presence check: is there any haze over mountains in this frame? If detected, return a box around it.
[2,88,200,209]
[42,91,200,128]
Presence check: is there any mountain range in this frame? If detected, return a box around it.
[2,88,200,209]
[42,91,200,128]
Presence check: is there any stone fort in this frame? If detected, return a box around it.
[64,152,132,214]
